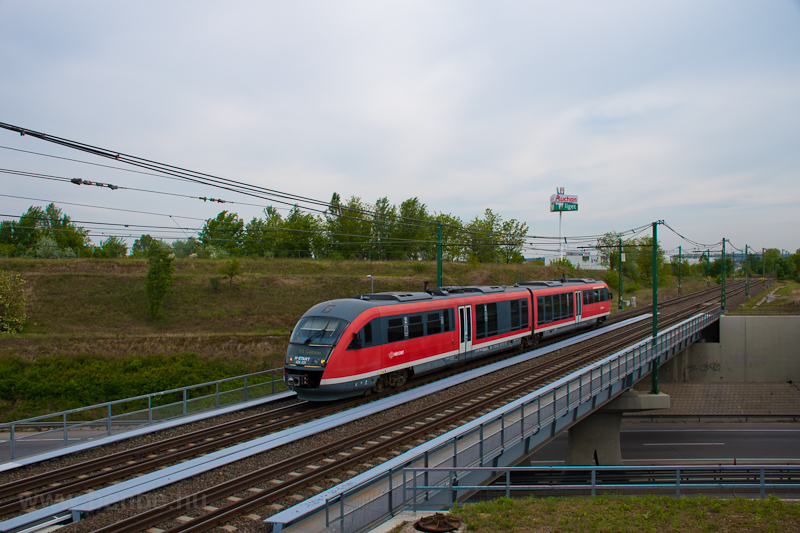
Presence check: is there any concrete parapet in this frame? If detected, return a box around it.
[660,316,800,383]
[565,390,670,466]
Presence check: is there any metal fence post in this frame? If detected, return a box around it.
[506,469,510,498]
[183,389,187,415]
[760,468,765,499]
[403,469,407,512]
[216,382,220,408]
[325,497,330,527]
[591,468,596,496]
[388,471,393,516]
[107,404,112,435]
[244,376,248,402]
[63,413,67,445]
[9,424,14,459]
[424,451,430,503]
[148,395,153,424]
[479,425,484,466]
[272,369,276,395]
[676,468,680,498]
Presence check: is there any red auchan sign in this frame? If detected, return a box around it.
[550,193,578,212]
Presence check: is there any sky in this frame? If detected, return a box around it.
[1,1,799,257]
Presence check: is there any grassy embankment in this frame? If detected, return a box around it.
[734,279,800,313]
[0,258,716,422]
[450,495,800,532]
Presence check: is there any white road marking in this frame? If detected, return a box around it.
[643,442,725,446]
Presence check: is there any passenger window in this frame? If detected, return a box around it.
[387,317,404,343]
[408,315,424,339]
[510,300,520,330]
[475,304,486,339]
[364,321,373,344]
[521,299,529,328]
[444,308,452,332]
[537,297,545,325]
[487,303,498,336]
[427,312,441,335]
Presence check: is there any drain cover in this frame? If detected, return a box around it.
[415,512,462,532]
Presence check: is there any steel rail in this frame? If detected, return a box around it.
[92,292,729,533]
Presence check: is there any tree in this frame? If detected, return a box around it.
[390,197,432,260]
[172,237,202,258]
[0,271,27,333]
[242,207,281,257]
[324,194,371,259]
[39,203,89,251]
[132,234,158,257]
[466,209,502,263]
[145,243,174,319]
[35,236,60,258]
[433,212,466,262]
[98,236,128,258]
[199,211,244,256]
[277,206,321,258]
[499,218,528,264]
[218,258,241,285]
[371,197,397,261]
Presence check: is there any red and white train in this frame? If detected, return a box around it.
[284,279,612,401]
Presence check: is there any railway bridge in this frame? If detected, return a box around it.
[268,307,721,532]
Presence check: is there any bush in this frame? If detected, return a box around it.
[550,257,574,274]
[218,258,241,285]
[145,245,175,319]
[0,271,27,334]
[604,270,619,288]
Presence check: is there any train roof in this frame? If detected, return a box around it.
[301,279,607,322]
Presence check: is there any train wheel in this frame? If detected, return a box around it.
[372,375,387,394]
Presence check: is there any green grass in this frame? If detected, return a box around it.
[452,494,800,532]
[0,352,278,422]
[0,257,728,421]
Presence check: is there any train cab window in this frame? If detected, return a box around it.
[601,288,610,301]
[521,299,529,328]
[427,312,441,335]
[387,317,404,343]
[510,300,520,330]
[475,305,486,339]
[408,315,424,339]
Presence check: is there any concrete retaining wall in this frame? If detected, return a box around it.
[662,316,800,383]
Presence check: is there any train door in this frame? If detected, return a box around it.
[574,290,582,323]
[458,305,472,355]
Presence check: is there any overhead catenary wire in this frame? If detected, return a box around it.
[1,122,650,243]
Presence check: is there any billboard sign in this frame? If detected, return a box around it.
[550,192,578,212]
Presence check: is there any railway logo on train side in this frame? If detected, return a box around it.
[388,350,405,359]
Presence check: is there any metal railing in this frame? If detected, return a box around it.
[0,367,286,461]
[314,310,719,533]
[401,465,800,509]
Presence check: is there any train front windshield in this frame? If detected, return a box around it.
[289,317,349,346]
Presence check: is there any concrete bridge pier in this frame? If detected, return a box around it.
[564,390,670,466]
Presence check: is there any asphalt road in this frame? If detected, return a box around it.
[527,422,800,463]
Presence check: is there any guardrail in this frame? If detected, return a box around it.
[279,310,721,533]
[623,414,800,422]
[401,465,800,509]
[0,367,285,461]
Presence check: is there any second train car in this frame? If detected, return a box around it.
[284,278,612,401]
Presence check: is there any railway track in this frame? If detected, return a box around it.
[1,281,752,532]
[81,287,737,533]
